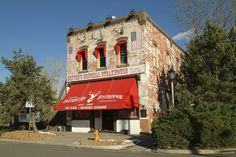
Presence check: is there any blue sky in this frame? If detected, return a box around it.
[0,0,188,83]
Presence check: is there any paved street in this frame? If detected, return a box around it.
[0,141,235,157]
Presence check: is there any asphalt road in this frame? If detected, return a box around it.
[0,141,235,157]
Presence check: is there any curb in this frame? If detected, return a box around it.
[70,143,135,150]
[0,138,135,150]
[153,148,236,155]
[1,138,235,154]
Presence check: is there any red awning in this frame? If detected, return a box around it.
[55,78,139,110]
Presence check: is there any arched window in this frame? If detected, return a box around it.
[76,49,88,71]
[115,40,128,65]
[94,45,106,68]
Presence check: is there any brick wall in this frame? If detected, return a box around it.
[139,19,183,132]
[65,12,184,133]
[66,19,144,76]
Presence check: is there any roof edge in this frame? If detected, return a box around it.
[67,10,184,52]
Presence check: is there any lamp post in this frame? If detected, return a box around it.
[168,66,176,108]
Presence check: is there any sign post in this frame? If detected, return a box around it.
[25,100,34,138]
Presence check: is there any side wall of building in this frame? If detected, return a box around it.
[140,19,183,132]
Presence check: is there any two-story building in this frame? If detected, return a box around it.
[55,10,184,134]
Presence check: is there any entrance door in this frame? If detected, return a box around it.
[102,110,116,131]
[90,111,95,131]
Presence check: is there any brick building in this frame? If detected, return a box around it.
[55,10,184,134]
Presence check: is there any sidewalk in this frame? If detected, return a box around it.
[1,131,235,155]
[0,131,153,151]
[44,131,139,150]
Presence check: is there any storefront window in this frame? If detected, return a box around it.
[117,109,138,119]
[73,110,90,120]
[118,109,130,119]
[130,108,139,118]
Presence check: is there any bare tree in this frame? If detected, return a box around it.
[174,0,236,36]
[42,57,66,97]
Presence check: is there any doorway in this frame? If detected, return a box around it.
[90,111,95,131]
[102,110,116,131]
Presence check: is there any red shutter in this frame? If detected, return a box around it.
[93,50,99,58]
[115,44,120,55]
[94,45,106,57]
[85,49,88,60]
[76,52,82,62]
[103,46,106,56]
[76,49,87,62]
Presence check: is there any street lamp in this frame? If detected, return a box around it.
[168,66,176,108]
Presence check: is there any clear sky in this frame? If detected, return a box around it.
[0,0,188,83]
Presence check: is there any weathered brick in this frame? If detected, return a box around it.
[65,11,184,133]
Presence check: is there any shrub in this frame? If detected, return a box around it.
[189,103,236,148]
[0,125,9,136]
[152,108,193,149]
[152,103,236,149]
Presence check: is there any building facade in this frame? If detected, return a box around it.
[55,11,184,134]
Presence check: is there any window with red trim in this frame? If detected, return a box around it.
[115,40,128,65]
[76,49,88,71]
[99,48,106,67]
[120,44,127,64]
[81,52,87,70]
[94,45,106,68]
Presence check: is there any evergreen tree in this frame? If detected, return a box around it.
[152,22,236,149]
[179,21,236,106]
[175,22,236,147]
[0,82,5,124]
[0,49,56,131]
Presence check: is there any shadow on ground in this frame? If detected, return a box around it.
[128,133,154,150]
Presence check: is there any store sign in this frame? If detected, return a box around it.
[62,91,124,108]
[67,65,145,82]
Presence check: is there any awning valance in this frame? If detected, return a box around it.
[55,78,139,110]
